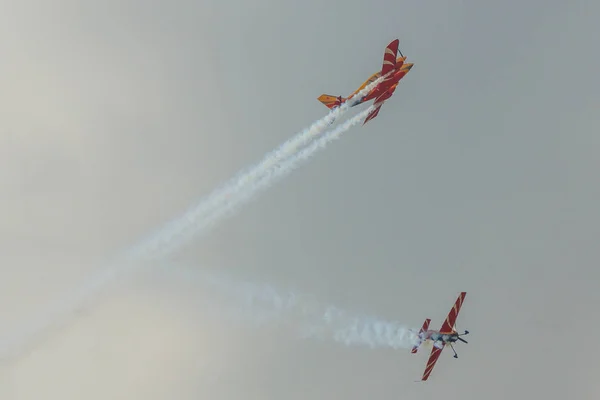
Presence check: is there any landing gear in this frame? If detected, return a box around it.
[449,343,458,358]
[451,329,469,358]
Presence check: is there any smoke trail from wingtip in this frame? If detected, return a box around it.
[0,110,373,361]
[160,266,419,350]
[125,73,390,261]
[148,106,374,258]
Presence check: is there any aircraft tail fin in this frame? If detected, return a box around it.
[317,94,345,109]
[410,318,431,354]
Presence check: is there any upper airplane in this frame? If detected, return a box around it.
[317,38,414,125]
[411,292,469,381]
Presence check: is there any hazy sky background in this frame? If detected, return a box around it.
[1,0,599,399]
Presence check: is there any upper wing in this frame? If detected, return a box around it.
[438,292,467,333]
[352,40,402,100]
[381,39,399,77]
[421,344,444,381]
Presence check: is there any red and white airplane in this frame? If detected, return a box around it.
[411,292,469,381]
[317,38,414,125]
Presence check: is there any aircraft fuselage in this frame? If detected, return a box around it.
[355,62,414,105]
[421,330,460,343]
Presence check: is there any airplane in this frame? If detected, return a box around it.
[410,292,469,381]
[317,38,414,125]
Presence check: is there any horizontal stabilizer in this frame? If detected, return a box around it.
[317,94,345,109]
[410,318,431,354]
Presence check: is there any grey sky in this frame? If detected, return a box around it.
[2,0,599,399]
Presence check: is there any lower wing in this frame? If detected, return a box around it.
[362,103,383,125]
[362,89,395,125]
[421,344,445,381]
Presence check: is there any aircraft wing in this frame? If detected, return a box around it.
[421,344,445,381]
[362,103,383,125]
[362,85,397,125]
[438,292,467,333]
[381,39,399,77]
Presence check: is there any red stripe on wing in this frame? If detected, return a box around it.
[381,39,399,76]
[422,344,444,381]
[439,292,467,333]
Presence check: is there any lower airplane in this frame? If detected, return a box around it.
[317,38,414,125]
[411,292,469,381]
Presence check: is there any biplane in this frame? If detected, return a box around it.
[411,292,469,381]
[317,38,414,125]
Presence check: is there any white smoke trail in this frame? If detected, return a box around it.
[146,106,374,258]
[156,265,419,350]
[124,73,390,261]
[0,75,389,363]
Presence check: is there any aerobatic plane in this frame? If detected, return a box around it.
[317,38,414,125]
[411,292,469,381]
